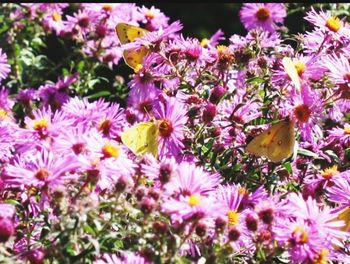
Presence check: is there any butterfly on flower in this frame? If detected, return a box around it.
[115,23,150,71]
[246,118,296,163]
[121,119,159,158]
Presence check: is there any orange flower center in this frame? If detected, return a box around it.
[294,61,306,76]
[52,11,62,22]
[321,165,338,179]
[35,168,50,181]
[313,248,329,264]
[293,104,311,123]
[99,119,112,135]
[102,4,113,12]
[102,142,120,158]
[325,17,342,32]
[145,11,155,20]
[344,124,350,134]
[256,7,270,22]
[293,226,309,244]
[33,118,49,131]
[158,119,173,138]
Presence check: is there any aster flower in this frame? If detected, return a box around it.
[280,86,324,144]
[138,5,169,31]
[304,7,350,38]
[127,83,161,121]
[239,3,286,33]
[327,123,350,146]
[153,97,188,157]
[23,107,74,142]
[164,162,221,197]
[141,153,178,185]
[3,148,80,189]
[0,204,15,219]
[62,97,109,125]
[94,102,125,139]
[0,49,10,82]
[327,170,350,207]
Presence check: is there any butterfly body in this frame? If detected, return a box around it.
[246,119,295,163]
[282,57,301,91]
[121,120,159,158]
[115,23,150,70]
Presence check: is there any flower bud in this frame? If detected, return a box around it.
[258,208,274,225]
[140,197,154,215]
[26,248,45,264]
[202,103,217,123]
[153,221,168,235]
[215,216,227,233]
[228,227,240,241]
[245,213,258,232]
[209,86,226,104]
[0,218,14,243]
[195,222,207,237]
[115,176,127,192]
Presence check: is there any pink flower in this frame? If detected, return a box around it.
[239,3,286,33]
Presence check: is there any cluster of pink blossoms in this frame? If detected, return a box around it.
[0,3,349,264]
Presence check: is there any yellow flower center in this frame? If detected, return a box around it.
[313,248,329,264]
[344,124,350,134]
[33,118,49,131]
[188,194,200,206]
[256,7,270,22]
[294,61,306,76]
[238,187,247,196]
[134,64,143,73]
[320,165,338,179]
[325,17,342,32]
[216,45,228,54]
[0,108,8,119]
[52,11,62,22]
[227,210,239,226]
[102,142,120,158]
[200,38,209,47]
[145,11,155,20]
[293,226,309,243]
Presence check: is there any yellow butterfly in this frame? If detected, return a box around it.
[246,118,295,163]
[115,23,150,71]
[121,120,159,158]
[282,57,301,92]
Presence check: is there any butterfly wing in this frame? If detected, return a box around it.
[121,121,158,158]
[116,23,150,70]
[123,46,150,70]
[282,57,301,92]
[246,119,295,163]
[115,23,149,44]
[266,119,295,162]
[336,207,350,232]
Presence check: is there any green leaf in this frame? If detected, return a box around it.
[87,91,111,99]
[283,162,292,174]
[297,148,319,158]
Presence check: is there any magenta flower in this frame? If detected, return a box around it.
[94,102,125,139]
[0,49,10,82]
[3,148,80,189]
[153,97,188,157]
[239,3,286,33]
[94,251,149,264]
[138,5,169,31]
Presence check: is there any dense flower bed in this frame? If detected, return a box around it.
[0,3,349,263]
